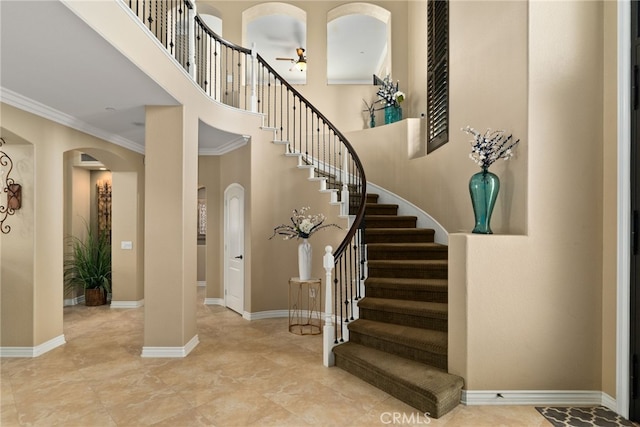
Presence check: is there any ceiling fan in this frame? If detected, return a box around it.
[276,47,307,72]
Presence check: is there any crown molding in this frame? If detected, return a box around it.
[1,88,145,154]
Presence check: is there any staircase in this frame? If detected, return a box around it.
[333,194,464,419]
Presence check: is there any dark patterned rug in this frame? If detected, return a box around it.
[535,406,635,427]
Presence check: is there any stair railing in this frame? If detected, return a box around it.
[121,0,366,364]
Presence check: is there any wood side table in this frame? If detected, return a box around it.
[288,277,322,335]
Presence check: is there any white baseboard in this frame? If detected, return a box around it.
[244,309,289,320]
[204,298,224,306]
[462,390,616,412]
[141,334,199,358]
[110,300,144,309]
[0,334,66,358]
[197,281,206,287]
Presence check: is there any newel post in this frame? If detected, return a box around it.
[323,245,335,367]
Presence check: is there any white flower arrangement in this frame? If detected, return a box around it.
[269,207,341,240]
[376,75,405,107]
[462,126,520,170]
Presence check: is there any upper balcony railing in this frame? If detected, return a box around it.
[122,0,366,361]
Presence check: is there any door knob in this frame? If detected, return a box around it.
[234,255,243,259]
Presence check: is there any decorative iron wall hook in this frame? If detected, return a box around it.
[0,137,22,234]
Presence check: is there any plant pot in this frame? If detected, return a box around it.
[85,288,107,306]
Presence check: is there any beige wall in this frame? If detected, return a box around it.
[111,171,144,303]
[1,103,145,348]
[350,0,528,236]
[205,1,410,132]
[3,0,619,400]
[249,135,347,313]
[449,0,613,394]
[347,0,616,397]
[199,156,222,299]
[0,138,35,346]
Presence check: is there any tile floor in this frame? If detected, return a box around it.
[2,289,552,426]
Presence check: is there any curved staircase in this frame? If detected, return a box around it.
[333,194,464,418]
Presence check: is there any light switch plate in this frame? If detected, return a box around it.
[121,241,133,250]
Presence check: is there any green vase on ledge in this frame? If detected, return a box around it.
[384,105,402,124]
[469,167,500,234]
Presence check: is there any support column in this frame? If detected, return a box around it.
[142,105,198,357]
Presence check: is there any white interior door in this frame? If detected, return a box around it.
[224,184,244,314]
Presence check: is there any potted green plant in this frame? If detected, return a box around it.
[64,224,111,306]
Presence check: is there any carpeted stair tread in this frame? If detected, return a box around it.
[348,318,448,354]
[367,228,435,243]
[368,243,448,260]
[359,297,447,319]
[333,342,463,418]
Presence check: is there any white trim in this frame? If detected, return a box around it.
[617,0,631,418]
[204,298,224,306]
[0,88,144,154]
[367,181,448,245]
[198,135,250,156]
[243,309,289,320]
[141,334,199,358]
[63,295,85,306]
[197,281,206,287]
[462,390,616,411]
[0,335,66,358]
[110,300,144,309]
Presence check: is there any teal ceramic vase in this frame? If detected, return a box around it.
[469,168,500,234]
[384,105,402,124]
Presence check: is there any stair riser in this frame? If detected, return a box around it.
[367,265,448,280]
[366,232,435,244]
[364,287,448,303]
[368,249,448,261]
[365,206,398,216]
[334,355,459,418]
[360,309,448,332]
[348,331,447,370]
[367,218,417,228]
[350,194,379,204]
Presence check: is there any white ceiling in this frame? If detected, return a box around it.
[0,2,388,156]
[0,0,244,155]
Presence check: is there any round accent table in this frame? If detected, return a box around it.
[288,277,322,335]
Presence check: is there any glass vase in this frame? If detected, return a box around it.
[384,105,402,124]
[298,238,312,280]
[469,168,500,234]
[369,113,375,128]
